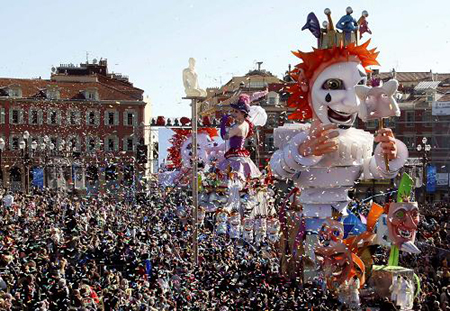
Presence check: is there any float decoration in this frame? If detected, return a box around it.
[369,173,421,309]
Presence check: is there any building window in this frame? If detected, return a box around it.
[86,110,99,126]
[86,137,97,152]
[50,111,57,125]
[264,134,275,151]
[70,111,77,125]
[423,110,432,125]
[104,110,118,126]
[89,112,95,125]
[405,111,415,127]
[89,139,95,150]
[9,108,23,124]
[127,138,134,151]
[8,87,22,98]
[47,110,60,125]
[30,110,38,125]
[108,139,114,151]
[69,137,79,151]
[108,112,115,125]
[46,88,60,100]
[84,89,99,101]
[124,110,137,126]
[0,108,5,124]
[248,81,268,88]
[267,92,279,106]
[403,136,415,150]
[12,110,19,124]
[105,165,117,181]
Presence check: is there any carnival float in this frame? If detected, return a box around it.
[158,61,279,246]
[270,6,421,309]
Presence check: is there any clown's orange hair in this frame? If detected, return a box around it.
[287,40,379,120]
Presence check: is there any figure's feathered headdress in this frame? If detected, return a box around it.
[288,8,379,121]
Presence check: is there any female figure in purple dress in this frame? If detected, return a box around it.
[219,94,261,180]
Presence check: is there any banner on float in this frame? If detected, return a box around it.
[32,167,44,189]
[426,165,437,193]
[436,173,449,186]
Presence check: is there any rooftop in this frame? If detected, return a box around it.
[0,76,143,101]
[377,71,450,83]
[0,59,143,101]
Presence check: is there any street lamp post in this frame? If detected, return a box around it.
[40,135,55,190]
[0,138,5,189]
[19,131,37,194]
[54,139,72,194]
[416,137,431,204]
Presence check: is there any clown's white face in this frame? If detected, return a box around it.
[180,133,212,167]
[311,61,367,127]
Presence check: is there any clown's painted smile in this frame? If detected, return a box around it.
[397,227,413,239]
[327,106,357,125]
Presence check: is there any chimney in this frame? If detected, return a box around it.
[288,64,292,72]
[392,68,396,79]
[430,69,434,81]
[257,61,263,71]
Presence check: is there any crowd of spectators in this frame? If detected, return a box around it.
[0,186,448,310]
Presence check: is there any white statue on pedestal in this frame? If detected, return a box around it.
[182,58,207,97]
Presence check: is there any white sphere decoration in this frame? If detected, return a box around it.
[324,8,331,15]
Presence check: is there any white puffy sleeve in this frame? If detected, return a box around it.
[270,130,323,180]
[366,139,408,179]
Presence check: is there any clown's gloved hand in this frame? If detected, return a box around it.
[220,114,230,139]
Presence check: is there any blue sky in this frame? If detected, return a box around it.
[1,0,449,118]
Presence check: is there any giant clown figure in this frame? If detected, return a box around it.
[270,7,408,283]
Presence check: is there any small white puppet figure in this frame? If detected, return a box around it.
[216,210,229,235]
[254,217,267,245]
[242,218,254,243]
[405,278,414,310]
[397,276,409,309]
[348,275,361,309]
[390,274,399,302]
[228,211,242,239]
